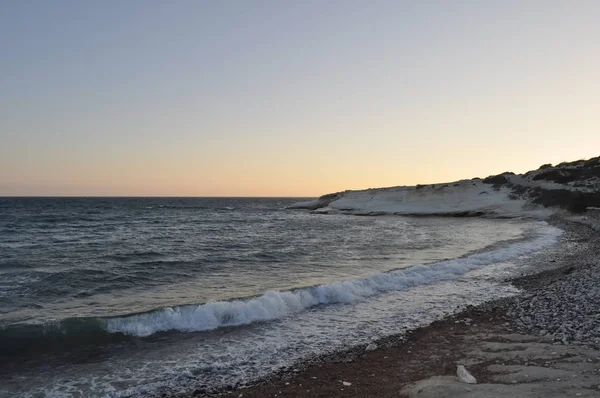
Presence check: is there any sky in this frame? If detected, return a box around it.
[1,1,599,197]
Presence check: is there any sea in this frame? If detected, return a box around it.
[0,197,562,397]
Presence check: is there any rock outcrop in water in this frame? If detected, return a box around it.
[289,156,600,218]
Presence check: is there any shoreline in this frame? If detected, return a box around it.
[191,212,600,398]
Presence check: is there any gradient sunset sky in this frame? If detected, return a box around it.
[1,1,599,197]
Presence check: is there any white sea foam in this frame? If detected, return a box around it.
[106,223,562,337]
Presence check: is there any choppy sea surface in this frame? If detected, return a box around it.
[0,197,561,397]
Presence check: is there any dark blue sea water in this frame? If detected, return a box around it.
[0,197,561,397]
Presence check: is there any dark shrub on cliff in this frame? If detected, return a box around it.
[529,188,600,213]
[584,157,600,167]
[483,174,509,185]
[533,169,578,183]
[533,166,600,184]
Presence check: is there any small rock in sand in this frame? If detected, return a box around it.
[457,365,477,384]
[342,381,352,386]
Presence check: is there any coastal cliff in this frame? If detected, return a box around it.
[290,156,600,218]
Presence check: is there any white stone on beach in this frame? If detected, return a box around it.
[342,381,352,386]
[365,343,378,352]
[457,365,477,384]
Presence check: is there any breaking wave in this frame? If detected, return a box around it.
[106,223,562,337]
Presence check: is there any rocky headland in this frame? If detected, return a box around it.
[289,156,600,217]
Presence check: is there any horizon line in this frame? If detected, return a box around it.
[0,195,317,199]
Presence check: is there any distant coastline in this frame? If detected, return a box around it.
[290,156,600,218]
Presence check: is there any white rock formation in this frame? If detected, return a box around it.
[289,156,600,218]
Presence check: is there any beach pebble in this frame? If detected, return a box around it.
[457,365,477,384]
[365,343,378,352]
[342,381,352,386]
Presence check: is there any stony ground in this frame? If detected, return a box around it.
[507,214,600,346]
[203,212,600,398]
[401,327,600,398]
